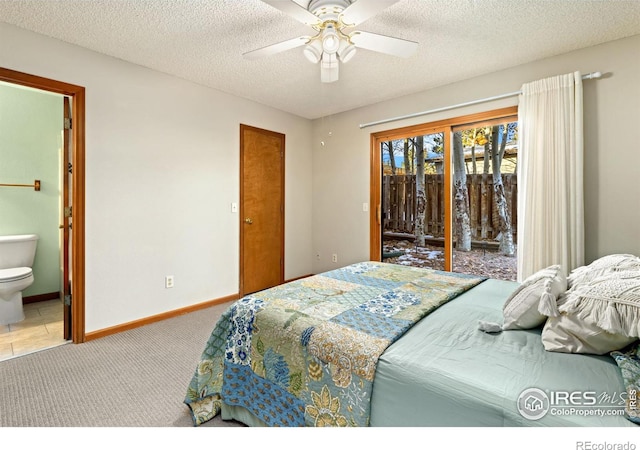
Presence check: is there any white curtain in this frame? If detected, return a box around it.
[517,72,585,281]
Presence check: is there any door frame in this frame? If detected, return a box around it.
[369,107,518,271]
[238,124,285,297]
[0,67,86,344]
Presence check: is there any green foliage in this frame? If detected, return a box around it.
[256,336,265,356]
[289,372,303,395]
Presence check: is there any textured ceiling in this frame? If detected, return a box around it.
[1,0,639,119]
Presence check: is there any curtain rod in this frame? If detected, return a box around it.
[359,71,603,129]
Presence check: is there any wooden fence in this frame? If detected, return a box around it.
[383,173,517,241]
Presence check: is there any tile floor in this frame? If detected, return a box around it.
[0,299,68,362]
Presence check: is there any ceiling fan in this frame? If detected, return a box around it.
[244,0,419,83]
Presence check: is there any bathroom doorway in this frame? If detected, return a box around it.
[0,67,85,355]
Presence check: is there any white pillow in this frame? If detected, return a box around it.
[568,254,640,289]
[542,310,637,355]
[560,270,640,338]
[501,265,567,330]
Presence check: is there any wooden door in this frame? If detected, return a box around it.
[240,125,285,295]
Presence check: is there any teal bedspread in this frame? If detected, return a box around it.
[371,279,636,427]
[184,261,485,426]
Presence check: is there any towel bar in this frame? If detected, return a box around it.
[0,180,40,191]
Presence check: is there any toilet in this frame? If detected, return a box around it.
[0,234,39,326]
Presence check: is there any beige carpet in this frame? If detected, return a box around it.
[0,301,243,427]
[1,299,632,449]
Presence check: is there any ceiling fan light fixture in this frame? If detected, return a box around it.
[321,52,339,83]
[303,39,323,63]
[321,25,340,54]
[337,39,356,63]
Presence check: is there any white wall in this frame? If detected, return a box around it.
[2,22,638,332]
[312,34,640,274]
[0,23,313,333]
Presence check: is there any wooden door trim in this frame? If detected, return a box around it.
[0,67,86,343]
[239,124,285,297]
[369,106,518,267]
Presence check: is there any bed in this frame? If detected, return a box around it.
[184,259,640,427]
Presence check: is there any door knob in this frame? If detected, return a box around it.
[244,218,253,224]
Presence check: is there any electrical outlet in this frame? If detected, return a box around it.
[165,275,174,288]
[332,254,338,263]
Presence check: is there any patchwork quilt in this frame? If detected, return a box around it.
[184,261,486,426]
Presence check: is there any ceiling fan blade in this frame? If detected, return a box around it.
[340,0,402,26]
[261,0,321,26]
[350,31,418,58]
[243,36,309,60]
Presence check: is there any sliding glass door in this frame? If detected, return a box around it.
[451,119,518,279]
[372,107,518,281]
[381,132,447,271]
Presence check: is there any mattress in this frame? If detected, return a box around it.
[370,279,634,427]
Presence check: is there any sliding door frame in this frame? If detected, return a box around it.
[369,106,518,271]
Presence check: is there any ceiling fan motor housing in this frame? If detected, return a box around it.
[307,0,353,20]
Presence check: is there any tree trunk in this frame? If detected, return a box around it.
[491,125,515,256]
[386,141,396,174]
[483,140,491,174]
[414,136,426,246]
[403,139,411,174]
[453,132,471,251]
[470,129,477,175]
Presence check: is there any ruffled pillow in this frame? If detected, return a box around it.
[559,270,640,338]
[542,309,637,355]
[568,254,640,289]
[542,260,640,355]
